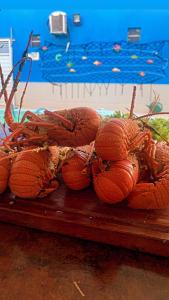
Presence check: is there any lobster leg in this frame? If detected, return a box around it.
[4,121,61,146]
[4,135,48,148]
[130,130,152,152]
[20,111,44,123]
[143,139,160,176]
[44,110,73,130]
[38,180,59,198]
[3,125,48,149]
[5,126,40,142]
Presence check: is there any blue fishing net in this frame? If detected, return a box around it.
[39,40,169,84]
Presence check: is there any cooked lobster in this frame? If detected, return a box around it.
[3,106,101,149]
[62,148,92,190]
[9,147,59,199]
[92,156,139,204]
[95,118,151,161]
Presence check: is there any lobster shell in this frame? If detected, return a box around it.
[4,107,101,149]
[44,107,101,147]
[128,142,169,209]
[9,147,59,199]
[92,156,139,204]
[62,150,91,190]
[0,150,10,193]
[95,118,141,161]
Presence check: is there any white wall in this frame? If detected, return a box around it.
[14,83,169,116]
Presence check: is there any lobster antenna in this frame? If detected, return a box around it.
[0,64,9,104]
[148,90,160,114]
[0,29,32,103]
[135,112,169,120]
[18,57,33,122]
[128,110,169,146]
[0,58,28,130]
[0,58,27,100]
[129,85,137,118]
[0,63,17,126]
[144,90,160,123]
[4,31,33,128]
[0,65,8,136]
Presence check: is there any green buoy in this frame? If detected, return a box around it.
[147,102,163,113]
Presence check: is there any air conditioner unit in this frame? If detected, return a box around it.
[49,11,67,35]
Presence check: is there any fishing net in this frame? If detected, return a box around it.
[39,40,169,84]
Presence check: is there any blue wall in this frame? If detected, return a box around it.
[1,0,169,10]
[1,6,169,83]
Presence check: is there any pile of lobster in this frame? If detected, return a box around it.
[0,32,169,209]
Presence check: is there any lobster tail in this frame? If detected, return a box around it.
[92,156,139,204]
[62,149,91,190]
[9,147,59,199]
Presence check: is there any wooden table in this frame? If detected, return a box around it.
[0,184,169,257]
[0,222,169,300]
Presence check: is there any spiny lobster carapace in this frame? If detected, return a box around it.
[92,156,139,204]
[9,147,59,199]
[62,148,92,190]
[95,87,153,161]
[95,118,150,161]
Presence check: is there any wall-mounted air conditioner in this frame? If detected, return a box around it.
[49,11,67,35]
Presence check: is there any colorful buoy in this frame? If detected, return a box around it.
[67,62,73,68]
[147,102,163,113]
[146,59,154,64]
[55,53,62,62]
[41,46,48,51]
[139,71,145,77]
[112,67,121,72]
[113,44,121,52]
[93,60,102,66]
[82,56,88,60]
[131,54,139,60]
[69,68,76,73]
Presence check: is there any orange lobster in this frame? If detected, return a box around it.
[128,141,169,209]
[94,86,169,207]
[0,33,100,150]
[92,155,139,204]
[4,106,101,149]
[95,118,151,161]
[9,146,59,199]
[95,87,153,162]
[62,148,92,190]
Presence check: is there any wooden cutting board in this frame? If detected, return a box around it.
[0,184,169,257]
